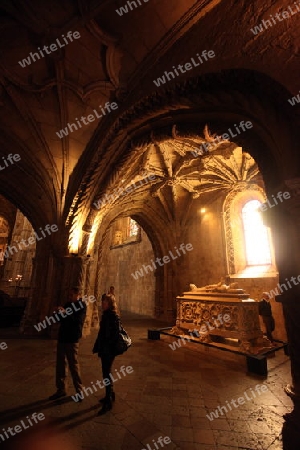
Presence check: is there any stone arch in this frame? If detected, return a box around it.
[63,68,300,334]
[65,68,299,240]
[223,184,269,275]
[90,205,181,319]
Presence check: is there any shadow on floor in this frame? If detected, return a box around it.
[282,402,300,450]
[0,397,78,425]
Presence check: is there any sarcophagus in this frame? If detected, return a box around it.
[171,282,268,353]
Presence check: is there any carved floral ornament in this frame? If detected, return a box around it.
[70,125,261,254]
[91,125,260,209]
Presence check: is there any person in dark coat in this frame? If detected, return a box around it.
[49,287,87,400]
[258,292,275,345]
[93,294,120,415]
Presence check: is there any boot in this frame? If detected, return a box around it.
[97,397,112,415]
[97,385,113,415]
[48,390,67,400]
[99,391,115,403]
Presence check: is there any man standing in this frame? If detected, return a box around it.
[49,287,87,400]
[108,286,115,299]
[258,292,275,346]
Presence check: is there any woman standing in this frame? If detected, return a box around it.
[93,293,120,415]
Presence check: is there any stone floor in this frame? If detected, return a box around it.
[0,313,296,450]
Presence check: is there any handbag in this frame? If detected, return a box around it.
[114,324,132,355]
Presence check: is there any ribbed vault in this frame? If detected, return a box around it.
[65,68,299,254]
[81,133,262,258]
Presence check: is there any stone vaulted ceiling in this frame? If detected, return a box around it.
[0,0,299,250]
[0,0,204,227]
[83,128,262,254]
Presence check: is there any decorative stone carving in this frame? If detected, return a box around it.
[190,279,245,294]
[171,281,271,354]
[113,230,123,246]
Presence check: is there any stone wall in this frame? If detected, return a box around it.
[97,222,155,317]
[180,196,227,292]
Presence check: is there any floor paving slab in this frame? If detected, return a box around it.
[0,313,294,449]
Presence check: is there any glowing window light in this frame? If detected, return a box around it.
[242,200,271,265]
[129,218,139,237]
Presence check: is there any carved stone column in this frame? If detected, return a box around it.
[59,255,89,298]
[20,239,52,334]
[86,256,99,329]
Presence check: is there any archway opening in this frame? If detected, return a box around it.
[97,216,156,316]
[0,196,36,327]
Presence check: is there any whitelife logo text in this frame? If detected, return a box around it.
[250,2,300,36]
[0,412,45,444]
[93,173,156,209]
[131,243,193,280]
[265,273,300,300]
[56,102,118,139]
[34,295,96,332]
[288,90,300,106]
[153,50,215,87]
[0,224,58,260]
[206,384,268,421]
[0,342,8,351]
[116,0,150,16]
[142,436,171,450]
[259,191,290,212]
[0,153,21,171]
[72,365,133,402]
[18,31,81,68]
[169,313,231,351]
[191,121,253,157]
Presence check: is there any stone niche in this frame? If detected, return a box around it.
[171,280,272,354]
[112,230,123,246]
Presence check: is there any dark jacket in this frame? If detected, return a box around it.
[58,300,87,343]
[93,309,120,356]
[258,299,272,317]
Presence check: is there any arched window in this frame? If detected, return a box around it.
[128,218,139,237]
[242,200,271,265]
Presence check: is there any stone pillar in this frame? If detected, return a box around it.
[20,239,52,334]
[59,255,88,298]
[86,256,99,329]
[261,184,300,433]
